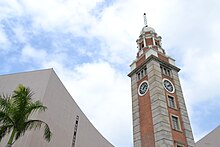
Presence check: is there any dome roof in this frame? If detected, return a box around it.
[140,26,155,34]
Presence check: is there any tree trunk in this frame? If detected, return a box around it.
[6,128,16,147]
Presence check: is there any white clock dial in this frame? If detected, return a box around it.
[138,80,149,96]
[162,79,175,93]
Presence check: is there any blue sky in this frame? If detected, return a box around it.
[1,0,220,147]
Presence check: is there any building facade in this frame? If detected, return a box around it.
[128,18,195,147]
[0,69,114,147]
[195,125,220,147]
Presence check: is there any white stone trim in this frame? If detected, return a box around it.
[167,94,177,109]
[147,60,174,146]
[138,80,149,96]
[143,37,146,47]
[162,78,175,93]
[158,47,163,53]
[168,57,176,66]
[176,143,185,147]
[170,114,182,132]
[138,49,143,56]
[145,49,158,59]
[130,62,137,71]
[152,37,155,45]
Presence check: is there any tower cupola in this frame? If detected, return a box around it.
[136,14,165,57]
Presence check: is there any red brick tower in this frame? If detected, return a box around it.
[128,14,195,147]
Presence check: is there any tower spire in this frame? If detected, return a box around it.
[143,13,148,27]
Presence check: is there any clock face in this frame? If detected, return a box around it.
[138,81,149,96]
[163,79,175,93]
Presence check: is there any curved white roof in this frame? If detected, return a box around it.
[140,26,155,34]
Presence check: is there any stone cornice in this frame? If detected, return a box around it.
[128,55,181,77]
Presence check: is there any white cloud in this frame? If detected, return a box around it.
[0,28,10,51]
[16,0,102,33]
[38,60,133,146]
[181,49,220,105]
[88,0,175,64]
[21,45,48,62]
[56,61,132,146]
[0,0,23,20]
[12,25,27,43]
[1,0,220,146]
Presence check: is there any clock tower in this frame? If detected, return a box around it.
[128,14,195,147]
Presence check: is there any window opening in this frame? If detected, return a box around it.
[136,66,147,81]
[141,70,144,78]
[167,70,171,77]
[160,65,172,77]
[168,95,176,109]
[164,68,167,75]
[72,115,79,147]
[137,73,141,80]
[176,144,185,147]
[171,115,180,131]
[144,68,147,75]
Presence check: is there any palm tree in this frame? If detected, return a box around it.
[0,84,52,147]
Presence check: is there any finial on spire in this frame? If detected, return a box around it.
[143,13,148,27]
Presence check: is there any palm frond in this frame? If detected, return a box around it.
[0,84,52,144]
[14,130,21,142]
[0,125,13,141]
[25,101,47,116]
[0,94,12,111]
[24,119,52,142]
[13,84,33,99]
[0,95,15,126]
[0,111,14,125]
[10,84,35,123]
[12,84,34,110]
[43,123,52,142]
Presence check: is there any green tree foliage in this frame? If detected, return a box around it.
[0,84,52,147]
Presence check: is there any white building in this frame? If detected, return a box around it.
[0,69,114,147]
[195,125,220,147]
